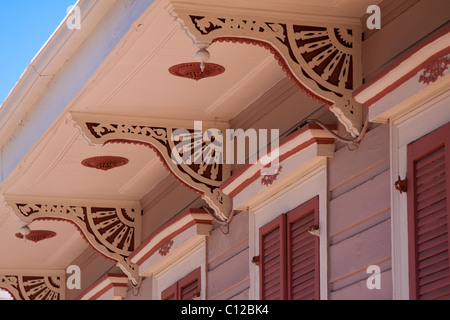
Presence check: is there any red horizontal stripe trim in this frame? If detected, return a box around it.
[89,283,113,301]
[130,208,210,260]
[78,273,129,300]
[220,124,337,190]
[353,24,450,100]
[362,48,450,107]
[135,219,212,266]
[228,137,335,198]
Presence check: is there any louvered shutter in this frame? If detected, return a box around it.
[161,282,177,300]
[407,122,450,300]
[259,215,287,300]
[179,268,201,300]
[287,196,320,300]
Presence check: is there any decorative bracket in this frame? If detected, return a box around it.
[70,112,233,223]
[167,4,363,137]
[3,195,141,285]
[0,271,65,300]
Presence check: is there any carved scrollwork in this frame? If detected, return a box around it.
[70,113,233,223]
[0,274,63,300]
[5,197,141,285]
[168,7,363,137]
[418,55,450,85]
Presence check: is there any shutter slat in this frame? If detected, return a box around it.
[291,237,315,254]
[265,289,281,300]
[418,249,448,270]
[415,147,445,170]
[177,268,201,301]
[263,246,282,264]
[416,170,446,194]
[181,280,199,300]
[416,190,446,212]
[417,206,447,230]
[292,274,315,295]
[292,263,315,283]
[416,181,446,204]
[287,197,319,300]
[420,286,450,300]
[263,228,280,246]
[415,150,444,176]
[418,263,449,286]
[407,123,450,300]
[418,276,449,296]
[417,233,448,255]
[291,247,315,266]
[417,224,448,245]
[417,199,446,221]
[293,290,315,300]
[259,215,287,300]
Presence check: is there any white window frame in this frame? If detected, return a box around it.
[152,238,207,300]
[248,160,328,300]
[390,92,450,300]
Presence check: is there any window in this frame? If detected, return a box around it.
[407,122,450,300]
[259,196,320,300]
[161,268,201,300]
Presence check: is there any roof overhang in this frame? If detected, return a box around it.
[0,0,378,293]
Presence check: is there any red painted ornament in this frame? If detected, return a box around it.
[15,230,57,243]
[169,62,225,81]
[82,156,129,171]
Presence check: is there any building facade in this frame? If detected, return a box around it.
[0,0,449,300]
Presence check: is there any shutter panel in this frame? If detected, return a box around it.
[407,122,450,300]
[287,197,320,300]
[179,268,201,300]
[161,268,201,300]
[161,282,177,300]
[259,215,287,300]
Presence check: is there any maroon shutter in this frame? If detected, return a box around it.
[179,268,201,300]
[287,196,320,300]
[161,282,177,300]
[259,215,287,300]
[161,268,201,300]
[407,122,450,300]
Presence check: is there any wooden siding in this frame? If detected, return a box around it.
[206,211,250,300]
[329,124,392,299]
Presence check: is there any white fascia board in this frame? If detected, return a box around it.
[0,0,155,185]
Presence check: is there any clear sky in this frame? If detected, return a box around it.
[0,0,76,105]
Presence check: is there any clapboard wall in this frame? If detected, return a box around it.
[206,211,250,300]
[328,124,392,299]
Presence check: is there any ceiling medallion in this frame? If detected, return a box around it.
[15,230,57,243]
[82,156,129,171]
[169,62,225,81]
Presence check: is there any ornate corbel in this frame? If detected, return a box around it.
[167,4,363,137]
[0,271,65,300]
[70,112,233,223]
[4,196,141,285]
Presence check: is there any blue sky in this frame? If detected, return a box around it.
[0,0,76,105]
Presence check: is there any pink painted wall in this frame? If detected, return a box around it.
[206,211,250,300]
[328,124,392,299]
